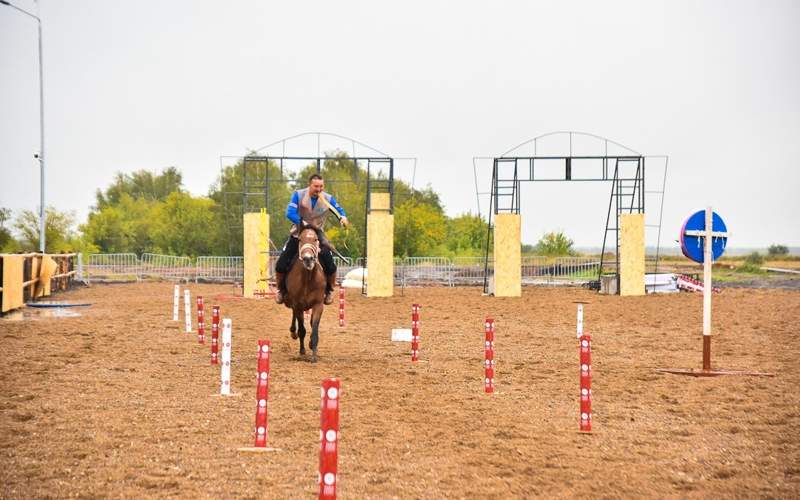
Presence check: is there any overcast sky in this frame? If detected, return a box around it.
[1,0,798,249]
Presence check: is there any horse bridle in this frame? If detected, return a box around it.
[299,229,320,260]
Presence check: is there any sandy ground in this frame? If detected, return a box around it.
[1,283,799,499]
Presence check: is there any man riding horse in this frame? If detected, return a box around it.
[274,173,349,305]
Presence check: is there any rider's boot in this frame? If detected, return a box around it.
[274,272,285,304]
[323,273,337,305]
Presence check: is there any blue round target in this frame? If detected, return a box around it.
[680,210,728,263]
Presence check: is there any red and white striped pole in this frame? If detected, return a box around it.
[196,296,205,344]
[210,305,220,364]
[254,340,270,447]
[485,318,495,393]
[579,334,592,433]
[411,303,420,362]
[338,287,345,328]
[319,377,341,499]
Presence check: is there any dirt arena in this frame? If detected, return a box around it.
[1,282,799,498]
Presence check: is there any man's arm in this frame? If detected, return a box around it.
[286,191,301,225]
[328,195,346,218]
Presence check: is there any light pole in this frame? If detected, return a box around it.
[1,0,46,253]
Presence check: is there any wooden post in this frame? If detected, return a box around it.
[657,206,773,377]
[367,193,394,297]
[702,207,713,370]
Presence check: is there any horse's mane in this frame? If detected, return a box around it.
[299,224,319,238]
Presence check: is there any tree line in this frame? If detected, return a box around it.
[0,153,490,259]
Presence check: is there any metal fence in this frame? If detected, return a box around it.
[521,256,600,285]
[335,256,364,281]
[196,256,244,282]
[141,253,192,281]
[399,257,454,287]
[85,253,140,282]
[82,253,600,287]
[452,256,491,286]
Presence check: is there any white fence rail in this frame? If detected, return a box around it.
[85,253,140,282]
[141,253,192,281]
[82,253,599,286]
[521,256,600,285]
[196,256,244,282]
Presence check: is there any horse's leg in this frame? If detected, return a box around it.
[290,314,297,339]
[296,308,307,356]
[309,303,323,363]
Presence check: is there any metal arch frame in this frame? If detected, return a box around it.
[475,132,668,295]
[252,131,393,158]
[218,133,417,295]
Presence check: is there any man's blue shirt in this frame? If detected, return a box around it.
[286,191,346,225]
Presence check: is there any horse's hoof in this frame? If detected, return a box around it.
[290,330,298,340]
[300,348,306,356]
[311,354,318,363]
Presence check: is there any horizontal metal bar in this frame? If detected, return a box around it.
[244,156,393,161]
[498,155,642,160]
[51,270,77,279]
[495,178,642,183]
[684,230,729,237]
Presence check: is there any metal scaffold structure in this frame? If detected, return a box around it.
[219,132,417,296]
[474,131,669,294]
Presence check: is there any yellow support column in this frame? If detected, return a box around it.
[367,193,394,297]
[493,213,521,297]
[619,213,645,296]
[1,255,25,313]
[244,209,270,298]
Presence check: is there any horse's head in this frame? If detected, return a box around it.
[298,225,320,271]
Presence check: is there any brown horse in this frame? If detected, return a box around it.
[282,225,327,362]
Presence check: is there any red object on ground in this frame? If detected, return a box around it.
[254,340,271,447]
[579,335,592,433]
[338,287,345,328]
[196,296,205,344]
[485,319,495,393]
[319,377,341,499]
[211,305,220,364]
[411,304,421,362]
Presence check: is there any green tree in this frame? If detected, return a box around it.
[394,199,447,256]
[81,194,159,254]
[210,151,452,259]
[150,192,219,257]
[534,231,575,256]
[13,207,77,253]
[768,244,789,256]
[96,167,182,209]
[738,251,766,273]
[317,154,367,259]
[445,213,488,256]
[209,157,292,255]
[0,207,15,252]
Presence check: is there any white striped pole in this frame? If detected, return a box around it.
[172,284,180,321]
[220,318,232,395]
[184,289,192,333]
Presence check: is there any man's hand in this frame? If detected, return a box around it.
[341,217,349,228]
